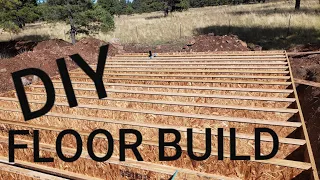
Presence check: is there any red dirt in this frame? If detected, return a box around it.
[0,38,116,93]
[123,34,250,53]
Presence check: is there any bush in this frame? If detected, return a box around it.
[1,21,20,33]
[179,0,190,10]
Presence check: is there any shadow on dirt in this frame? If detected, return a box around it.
[0,35,50,59]
[194,25,320,50]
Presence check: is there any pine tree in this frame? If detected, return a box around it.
[44,0,114,44]
[97,0,120,15]
[0,0,40,32]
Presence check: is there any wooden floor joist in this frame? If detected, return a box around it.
[106,62,289,65]
[67,77,292,85]
[0,51,318,179]
[21,92,299,113]
[69,73,292,80]
[0,162,67,180]
[108,58,287,62]
[114,55,286,58]
[30,85,297,102]
[103,65,288,69]
[116,51,285,56]
[99,69,290,74]
[0,100,301,128]
[0,118,305,163]
[54,81,294,93]
[0,138,237,180]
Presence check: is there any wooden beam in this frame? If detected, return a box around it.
[102,77,292,85]
[0,142,229,180]
[0,99,301,127]
[115,55,286,58]
[69,72,291,80]
[68,76,292,85]
[0,105,301,131]
[24,92,298,113]
[0,119,306,169]
[104,65,288,69]
[117,51,285,56]
[285,52,320,180]
[0,118,305,145]
[294,78,320,88]
[108,58,287,62]
[106,62,288,65]
[52,81,294,93]
[0,136,311,176]
[95,69,290,74]
[0,162,67,180]
[32,85,296,102]
[0,159,100,180]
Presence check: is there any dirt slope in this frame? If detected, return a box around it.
[0,38,117,93]
[123,34,250,53]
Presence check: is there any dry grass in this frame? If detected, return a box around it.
[0,0,319,48]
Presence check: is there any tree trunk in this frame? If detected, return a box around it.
[70,24,76,45]
[67,0,76,44]
[295,0,300,10]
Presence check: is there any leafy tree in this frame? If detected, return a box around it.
[167,0,189,11]
[97,0,120,15]
[0,0,40,32]
[118,0,127,15]
[125,4,135,15]
[43,0,114,44]
[177,0,190,10]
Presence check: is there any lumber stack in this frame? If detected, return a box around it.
[0,51,318,179]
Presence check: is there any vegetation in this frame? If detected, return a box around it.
[0,0,114,44]
[0,0,40,32]
[43,0,114,44]
[0,0,319,48]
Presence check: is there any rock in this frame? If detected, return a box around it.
[254,45,263,51]
[187,39,196,46]
[182,46,189,50]
[0,68,7,73]
[238,40,247,48]
[208,33,215,36]
[248,43,262,51]
[156,45,162,50]
[109,38,121,45]
[21,77,31,86]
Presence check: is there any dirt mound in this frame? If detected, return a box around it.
[0,38,116,94]
[33,39,72,51]
[123,34,250,53]
[183,34,249,52]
